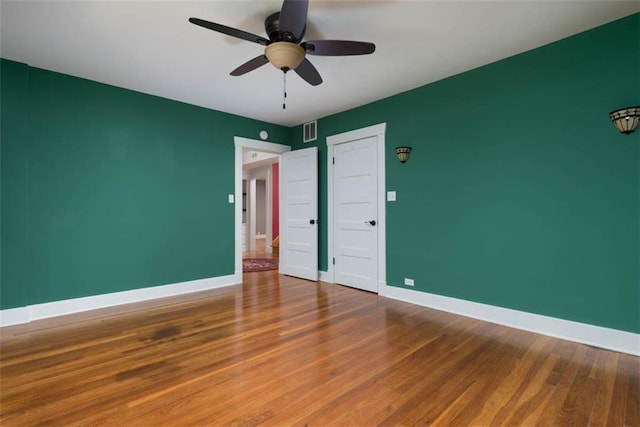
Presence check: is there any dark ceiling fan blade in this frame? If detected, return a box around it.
[294,58,322,86]
[278,0,308,41]
[189,17,269,46]
[302,40,376,56]
[230,55,270,76]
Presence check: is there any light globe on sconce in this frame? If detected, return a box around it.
[609,106,640,135]
[395,147,412,163]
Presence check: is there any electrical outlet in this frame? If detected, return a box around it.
[228,194,234,203]
[404,278,414,287]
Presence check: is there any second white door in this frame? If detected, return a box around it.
[333,136,378,292]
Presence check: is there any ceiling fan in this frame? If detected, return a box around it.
[188,0,376,87]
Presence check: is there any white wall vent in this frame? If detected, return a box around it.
[303,120,317,143]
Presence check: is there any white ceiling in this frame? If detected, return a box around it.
[1,1,638,127]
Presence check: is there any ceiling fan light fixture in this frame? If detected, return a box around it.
[189,0,375,86]
[265,42,305,71]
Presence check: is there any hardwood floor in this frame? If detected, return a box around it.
[243,237,274,261]
[1,272,638,426]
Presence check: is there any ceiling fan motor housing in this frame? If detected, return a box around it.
[265,12,305,43]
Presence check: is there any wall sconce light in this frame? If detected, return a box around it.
[609,106,640,135]
[395,147,412,163]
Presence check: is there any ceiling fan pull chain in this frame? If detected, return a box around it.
[282,71,288,110]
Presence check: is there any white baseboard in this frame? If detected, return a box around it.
[319,270,333,283]
[0,275,239,327]
[233,271,243,285]
[0,306,30,327]
[380,284,640,356]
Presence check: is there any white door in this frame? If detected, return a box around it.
[333,137,378,292]
[280,147,318,281]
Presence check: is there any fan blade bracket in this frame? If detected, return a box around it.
[302,40,376,56]
[279,0,308,41]
[282,32,300,43]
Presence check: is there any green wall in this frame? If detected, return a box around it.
[291,14,639,333]
[2,14,638,334]
[1,60,30,309]
[1,60,289,309]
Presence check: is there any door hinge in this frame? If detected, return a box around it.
[332,157,335,165]
[332,257,335,265]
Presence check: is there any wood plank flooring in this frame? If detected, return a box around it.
[1,271,638,426]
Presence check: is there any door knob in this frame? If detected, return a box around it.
[365,220,376,226]
[310,219,316,225]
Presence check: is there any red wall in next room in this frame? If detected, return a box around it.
[272,162,279,239]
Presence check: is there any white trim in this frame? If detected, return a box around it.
[234,136,290,282]
[380,285,640,356]
[235,137,290,153]
[0,275,238,327]
[326,123,387,291]
[0,306,30,327]
[319,270,332,283]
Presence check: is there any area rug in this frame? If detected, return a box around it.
[243,258,278,273]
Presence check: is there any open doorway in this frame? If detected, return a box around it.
[243,153,279,260]
[234,137,291,281]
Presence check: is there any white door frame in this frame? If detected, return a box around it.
[234,137,291,283]
[326,123,387,291]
